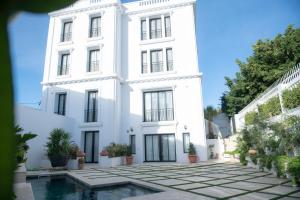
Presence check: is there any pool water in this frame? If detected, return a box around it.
[28,176,158,200]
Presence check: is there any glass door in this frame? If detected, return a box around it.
[84,131,99,163]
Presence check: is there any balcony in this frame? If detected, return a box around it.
[61,32,72,42]
[144,108,174,122]
[87,60,99,72]
[89,27,101,38]
[84,109,98,122]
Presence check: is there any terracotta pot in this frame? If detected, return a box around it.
[78,157,85,170]
[126,156,133,165]
[188,155,197,163]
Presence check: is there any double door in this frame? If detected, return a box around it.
[145,134,176,162]
[84,131,99,163]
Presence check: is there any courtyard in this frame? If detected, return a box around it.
[28,161,300,200]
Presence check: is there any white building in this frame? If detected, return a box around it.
[39,0,207,164]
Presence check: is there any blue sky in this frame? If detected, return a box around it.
[9,0,300,108]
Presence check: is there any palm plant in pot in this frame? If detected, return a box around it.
[188,143,197,163]
[125,145,133,165]
[46,128,70,168]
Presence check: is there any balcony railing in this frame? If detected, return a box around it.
[167,60,173,71]
[61,32,72,42]
[142,63,147,73]
[150,29,162,39]
[144,108,174,122]
[141,31,147,40]
[89,27,101,38]
[88,60,99,72]
[57,65,69,76]
[84,109,98,122]
[151,61,163,72]
[165,28,171,37]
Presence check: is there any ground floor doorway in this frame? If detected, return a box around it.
[84,131,99,163]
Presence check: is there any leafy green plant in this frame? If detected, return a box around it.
[282,84,300,110]
[274,155,290,177]
[188,143,196,155]
[245,111,258,125]
[287,156,300,186]
[15,125,37,166]
[126,145,132,157]
[68,142,79,159]
[46,129,70,157]
[258,96,282,119]
[104,143,127,158]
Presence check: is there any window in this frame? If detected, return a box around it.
[150,50,163,72]
[61,21,72,42]
[129,135,136,154]
[144,90,174,122]
[150,18,162,39]
[90,16,101,38]
[58,53,70,76]
[164,16,171,37]
[88,49,100,72]
[141,51,147,73]
[141,20,147,40]
[166,48,173,71]
[55,93,66,115]
[85,91,98,122]
[183,133,190,153]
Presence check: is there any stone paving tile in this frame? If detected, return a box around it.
[203,179,235,185]
[261,185,300,195]
[229,192,278,200]
[278,197,300,200]
[202,173,235,178]
[289,191,300,197]
[224,170,252,175]
[246,177,289,185]
[223,181,272,191]
[140,177,166,181]
[127,174,154,179]
[150,179,191,186]
[227,175,255,181]
[179,176,214,182]
[172,183,209,190]
[248,172,271,177]
[191,186,247,198]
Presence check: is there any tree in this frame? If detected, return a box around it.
[204,106,220,139]
[221,25,300,116]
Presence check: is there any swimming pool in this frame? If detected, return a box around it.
[28,176,159,200]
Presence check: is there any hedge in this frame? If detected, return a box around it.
[282,84,300,110]
[258,96,281,119]
[245,111,258,125]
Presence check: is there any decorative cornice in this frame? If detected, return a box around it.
[126,73,202,84]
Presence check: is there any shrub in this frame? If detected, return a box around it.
[68,142,79,159]
[188,143,196,155]
[258,96,282,119]
[104,143,127,158]
[245,111,258,125]
[274,155,290,177]
[282,84,300,110]
[287,156,300,186]
[46,128,70,157]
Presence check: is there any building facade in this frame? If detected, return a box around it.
[41,0,207,164]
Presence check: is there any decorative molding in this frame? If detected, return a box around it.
[126,73,202,84]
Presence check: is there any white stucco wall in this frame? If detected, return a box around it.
[15,105,75,169]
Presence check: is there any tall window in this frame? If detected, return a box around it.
[90,16,101,38]
[55,93,66,116]
[183,133,190,153]
[58,53,69,76]
[150,50,163,72]
[141,20,147,40]
[141,51,147,74]
[166,48,173,71]
[144,90,174,122]
[129,135,136,154]
[165,16,171,37]
[85,91,98,122]
[150,18,162,39]
[61,21,72,42]
[88,49,100,72]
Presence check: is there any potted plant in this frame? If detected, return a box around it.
[99,143,127,167]
[67,142,79,170]
[125,145,133,165]
[188,143,197,163]
[46,128,70,168]
[77,150,85,170]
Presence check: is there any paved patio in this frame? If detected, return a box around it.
[29,161,300,199]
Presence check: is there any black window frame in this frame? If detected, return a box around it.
[89,16,101,38]
[58,53,70,76]
[150,49,163,73]
[164,16,171,37]
[129,135,136,154]
[61,21,72,42]
[149,18,162,39]
[141,19,147,40]
[88,49,100,72]
[183,132,190,153]
[85,90,98,122]
[55,93,66,116]
[141,51,147,74]
[166,48,173,71]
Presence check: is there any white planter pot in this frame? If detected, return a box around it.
[99,156,122,168]
[15,163,26,183]
[67,158,79,170]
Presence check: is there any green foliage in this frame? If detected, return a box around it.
[245,111,258,125]
[221,25,300,116]
[46,129,71,157]
[104,143,127,158]
[287,156,300,186]
[15,125,37,166]
[204,106,220,121]
[282,84,300,110]
[188,143,196,155]
[68,142,79,159]
[258,96,282,119]
[274,155,290,177]
[126,145,132,156]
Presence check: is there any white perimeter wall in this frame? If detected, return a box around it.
[15,105,75,169]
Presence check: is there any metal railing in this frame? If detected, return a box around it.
[57,65,69,76]
[150,29,162,39]
[144,108,174,122]
[165,28,171,37]
[84,109,98,122]
[142,63,147,73]
[141,31,147,40]
[167,60,173,71]
[61,32,72,42]
[151,61,163,72]
[89,27,101,38]
[88,60,99,72]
